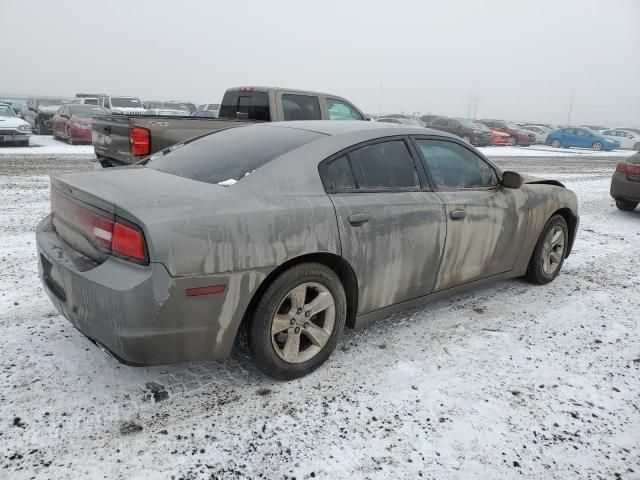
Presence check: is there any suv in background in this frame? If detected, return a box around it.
[478,119,535,146]
[97,96,147,115]
[427,116,492,146]
[23,98,70,134]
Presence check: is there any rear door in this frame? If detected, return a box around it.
[320,137,446,314]
[413,137,527,291]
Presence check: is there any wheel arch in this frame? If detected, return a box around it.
[552,207,578,256]
[240,252,359,335]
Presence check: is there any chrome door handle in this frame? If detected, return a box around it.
[348,213,370,225]
[450,209,466,220]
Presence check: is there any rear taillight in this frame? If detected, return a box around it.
[51,190,148,264]
[616,162,640,177]
[130,126,150,156]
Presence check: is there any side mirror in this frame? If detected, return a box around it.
[502,171,523,189]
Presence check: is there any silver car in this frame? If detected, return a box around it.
[36,121,578,379]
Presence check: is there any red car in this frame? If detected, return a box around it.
[478,119,535,146]
[491,129,512,146]
[52,105,108,144]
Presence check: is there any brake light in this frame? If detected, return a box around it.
[112,223,146,261]
[130,126,150,156]
[51,189,148,264]
[616,162,640,176]
[239,86,255,92]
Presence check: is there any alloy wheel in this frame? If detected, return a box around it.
[270,282,336,364]
[542,225,565,275]
[593,142,603,151]
[551,139,561,148]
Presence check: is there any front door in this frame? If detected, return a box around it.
[413,137,528,291]
[320,138,446,315]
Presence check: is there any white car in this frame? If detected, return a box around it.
[521,124,552,144]
[0,103,32,146]
[601,128,640,150]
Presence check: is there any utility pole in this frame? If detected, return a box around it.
[378,83,383,118]
[472,93,480,120]
[467,91,480,119]
[567,89,575,126]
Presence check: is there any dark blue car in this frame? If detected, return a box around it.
[546,127,619,151]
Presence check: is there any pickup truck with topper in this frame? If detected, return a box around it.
[92,87,367,166]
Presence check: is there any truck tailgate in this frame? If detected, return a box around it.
[92,115,253,166]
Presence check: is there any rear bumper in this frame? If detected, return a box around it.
[36,215,267,365]
[610,172,640,202]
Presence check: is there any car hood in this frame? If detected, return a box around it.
[492,130,510,137]
[0,116,29,128]
[521,174,565,188]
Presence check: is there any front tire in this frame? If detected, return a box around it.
[525,214,568,285]
[551,139,562,148]
[508,137,517,146]
[616,199,638,211]
[592,142,603,151]
[248,263,347,380]
[462,135,472,144]
[633,142,640,151]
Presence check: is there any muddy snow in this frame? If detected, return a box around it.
[1,152,639,479]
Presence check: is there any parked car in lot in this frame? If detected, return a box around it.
[546,127,619,151]
[23,98,70,134]
[72,93,104,106]
[198,103,221,111]
[611,153,640,211]
[37,121,579,379]
[97,96,147,115]
[92,86,367,166]
[1,98,28,117]
[477,119,535,146]
[491,129,512,145]
[427,117,492,146]
[52,105,108,144]
[0,103,32,146]
[601,128,640,150]
[521,124,551,144]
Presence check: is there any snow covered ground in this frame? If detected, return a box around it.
[0,135,94,155]
[1,153,639,479]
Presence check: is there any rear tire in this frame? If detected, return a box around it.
[462,135,472,144]
[525,214,568,285]
[508,137,517,146]
[633,142,640,151]
[592,142,603,151]
[247,263,347,380]
[616,199,638,211]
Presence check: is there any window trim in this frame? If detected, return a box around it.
[409,135,503,192]
[319,135,430,194]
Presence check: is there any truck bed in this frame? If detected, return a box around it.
[92,115,255,165]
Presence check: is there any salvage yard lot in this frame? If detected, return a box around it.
[1,150,639,479]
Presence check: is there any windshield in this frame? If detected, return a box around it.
[38,99,67,107]
[472,122,491,131]
[0,105,16,117]
[69,106,108,116]
[399,117,424,126]
[504,121,521,129]
[111,97,142,108]
[146,126,324,185]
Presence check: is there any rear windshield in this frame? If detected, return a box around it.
[145,125,324,185]
[219,91,270,121]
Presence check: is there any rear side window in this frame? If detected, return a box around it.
[323,155,356,190]
[282,94,321,121]
[147,126,324,185]
[219,91,270,121]
[349,140,419,189]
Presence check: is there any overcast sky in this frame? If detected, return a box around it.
[1,0,639,125]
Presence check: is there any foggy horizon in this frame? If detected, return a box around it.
[2,0,639,125]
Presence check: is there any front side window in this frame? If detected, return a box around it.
[432,118,448,127]
[326,98,363,120]
[416,139,498,189]
[282,94,321,121]
[349,140,419,189]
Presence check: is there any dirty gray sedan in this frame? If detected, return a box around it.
[36,121,579,379]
